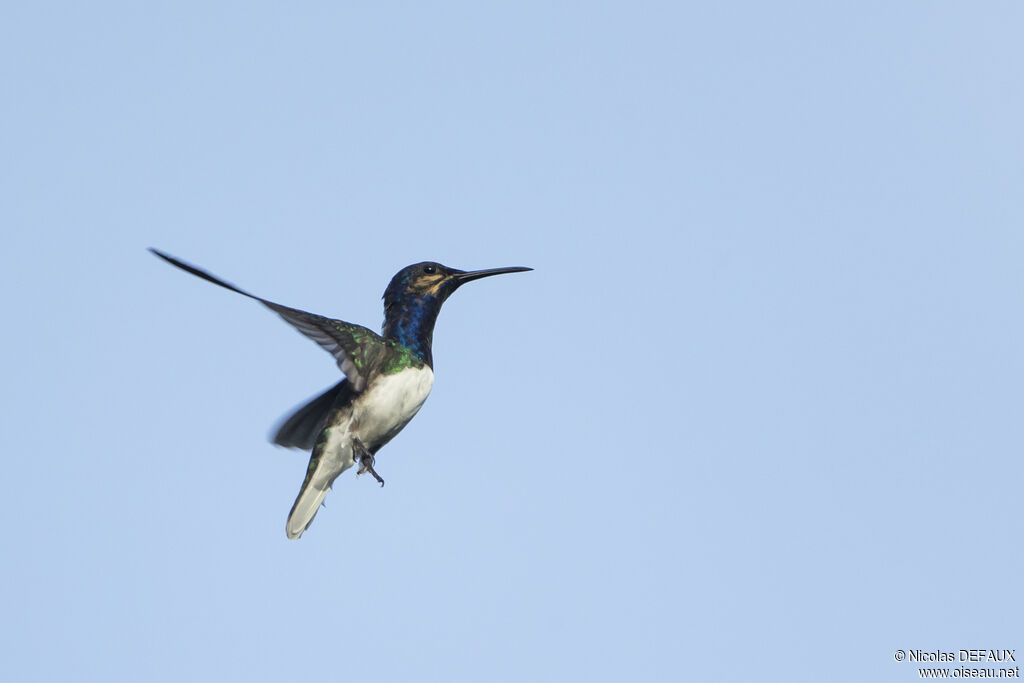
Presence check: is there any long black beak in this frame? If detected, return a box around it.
[454,266,533,285]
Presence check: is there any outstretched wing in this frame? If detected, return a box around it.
[258,304,382,391]
[150,248,383,391]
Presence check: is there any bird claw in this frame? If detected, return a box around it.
[359,461,385,487]
[353,438,385,487]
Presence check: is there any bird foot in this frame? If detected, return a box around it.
[353,438,385,487]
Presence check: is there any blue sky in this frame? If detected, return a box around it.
[2,3,1022,682]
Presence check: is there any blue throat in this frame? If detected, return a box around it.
[382,295,442,366]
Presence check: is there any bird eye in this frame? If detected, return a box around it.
[424,265,437,274]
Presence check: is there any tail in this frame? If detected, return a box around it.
[286,480,332,539]
[285,438,356,539]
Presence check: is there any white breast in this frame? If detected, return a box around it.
[355,365,435,447]
[308,364,434,491]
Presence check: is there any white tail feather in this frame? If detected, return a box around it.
[285,431,357,539]
[286,484,330,539]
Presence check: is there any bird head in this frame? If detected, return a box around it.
[383,261,532,306]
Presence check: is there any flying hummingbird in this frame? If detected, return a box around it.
[150,249,531,538]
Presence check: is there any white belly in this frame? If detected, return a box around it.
[315,366,434,478]
[354,365,435,446]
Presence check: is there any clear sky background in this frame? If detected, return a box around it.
[2,3,1021,682]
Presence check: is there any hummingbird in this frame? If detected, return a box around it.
[150,248,531,539]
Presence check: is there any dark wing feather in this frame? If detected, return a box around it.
[150,249,382,390]
[271,380,351,450]
[259,304,378,391]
